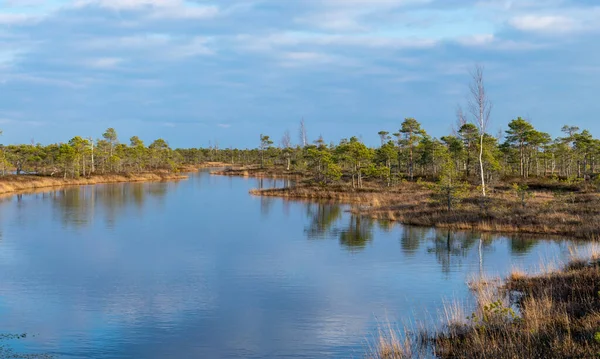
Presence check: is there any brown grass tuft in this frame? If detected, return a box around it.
[369,251,600,358]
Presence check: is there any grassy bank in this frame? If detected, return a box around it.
[250,177,600,240]
[369,248,600,358]
[0,172,187,196]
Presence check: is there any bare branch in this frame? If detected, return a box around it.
[299,118,308,147]
[468,64,493,133]
[281,130,292,149]
[467,64,492,197]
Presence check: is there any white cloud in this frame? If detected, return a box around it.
[283,51,332,62]
[509,15,576,33]
[276,51,357,68]
[217,123,231,128]
[236,32,437,52]
[85,57,124,68]
[168,36,214,59]
[75,0,178,10]
[295,0,431,31]
[453,34,544,51]
[148,4,218,19]
[83,33,172,50]
[455,34,495,47]
[0,13,40,25]
[507,6,600,34]
[81,34,213,61]
[1,73,83,88]
[73,0,219,20]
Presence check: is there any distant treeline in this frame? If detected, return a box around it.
[0,118,600,186]
[229,118,600,188]
[0,128,199,178]
[1,119,599,184]
[232,118,600,185]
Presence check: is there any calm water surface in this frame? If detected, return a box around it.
[0,170,588,358]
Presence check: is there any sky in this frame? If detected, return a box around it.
[0,0,599,148]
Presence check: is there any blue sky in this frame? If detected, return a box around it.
[0,0,599,148]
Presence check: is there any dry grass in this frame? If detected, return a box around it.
[508,267,527,281]
[367,325,414,359]
[251,179,600,240]
[0,172,186,196]
[435,253,600,358]
[370,252,600,358]
[366,320,432,359]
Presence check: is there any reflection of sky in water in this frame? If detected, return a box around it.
[0,171,588,358]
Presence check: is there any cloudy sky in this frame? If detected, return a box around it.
[0,0,599,148]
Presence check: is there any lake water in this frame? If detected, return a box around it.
[0,170,587,358]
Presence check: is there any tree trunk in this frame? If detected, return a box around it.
[409,145,414,181]
[479,134,486,197]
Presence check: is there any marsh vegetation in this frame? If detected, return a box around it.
[369,247,600,359]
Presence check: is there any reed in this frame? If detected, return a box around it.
[369,250,600,358]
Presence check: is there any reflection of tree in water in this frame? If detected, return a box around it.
[400,226,430,255]
[146,182,169,199]
[255,178,277,190]
[339,215,374,251]
[52,182,169,228]
[397,226,515,274]
[52,187,94,228]
[304,202,343,239]
[256,177,291,190]
[260,196,273,217]
[427,230,480,274]
[509,235,539,255]
[131,183,145,208]
[302,203,374,251]
[282,198,291,217]
[377,219,395,233]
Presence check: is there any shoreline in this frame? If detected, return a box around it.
[210,166,306,179]
[195,161,234,169]
[249,178,600,240]
[0,172,188,197]
[371,248,600,358]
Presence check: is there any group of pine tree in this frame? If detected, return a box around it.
[0,119,598,186]
[257,118,599,187]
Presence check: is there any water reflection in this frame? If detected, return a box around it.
[400,226,430,255]
[304,203,551,270]
[0,172,589,359]
[304,204,374,250]
[260,196,274,217]
[254,178,293,190]
[338,215,374,250]
[510,236,539,254]
[49,182,170,228]
[427,230,480,274]
[305,202,343,239]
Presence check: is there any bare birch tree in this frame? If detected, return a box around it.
[281,130,292,170]
[455,105,467,129]
[281,130,292,148]
[299,118,308,148]
[468,65,492,197]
